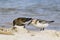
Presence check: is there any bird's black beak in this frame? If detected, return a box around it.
[48,21,54,23]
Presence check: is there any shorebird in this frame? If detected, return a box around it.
[13,17,32,28]
[13,17,54,31]
[30,19,54,31]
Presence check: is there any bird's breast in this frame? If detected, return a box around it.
[31,22,49,28]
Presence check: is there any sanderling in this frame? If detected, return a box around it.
[13,17,54,31]
[30,19,54,31]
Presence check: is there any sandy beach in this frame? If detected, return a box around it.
[0,26,60,40]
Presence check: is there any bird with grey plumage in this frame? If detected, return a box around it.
[13,17,54,31]
[29,19,54,31]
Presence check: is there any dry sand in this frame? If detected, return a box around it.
[0,26,60,40]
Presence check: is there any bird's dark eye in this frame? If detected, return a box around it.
[39,21,42,22]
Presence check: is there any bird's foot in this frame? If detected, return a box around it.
[40,28,44,31]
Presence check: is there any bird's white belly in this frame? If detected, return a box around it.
[32,23,49,28]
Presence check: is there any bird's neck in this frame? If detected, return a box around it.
[31,19,37,24]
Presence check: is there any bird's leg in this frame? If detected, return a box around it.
[23,25,25,28]
[39,28,45,31]
[42,28,44,30]
[39,28,42,31]
[20,24,25,28]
